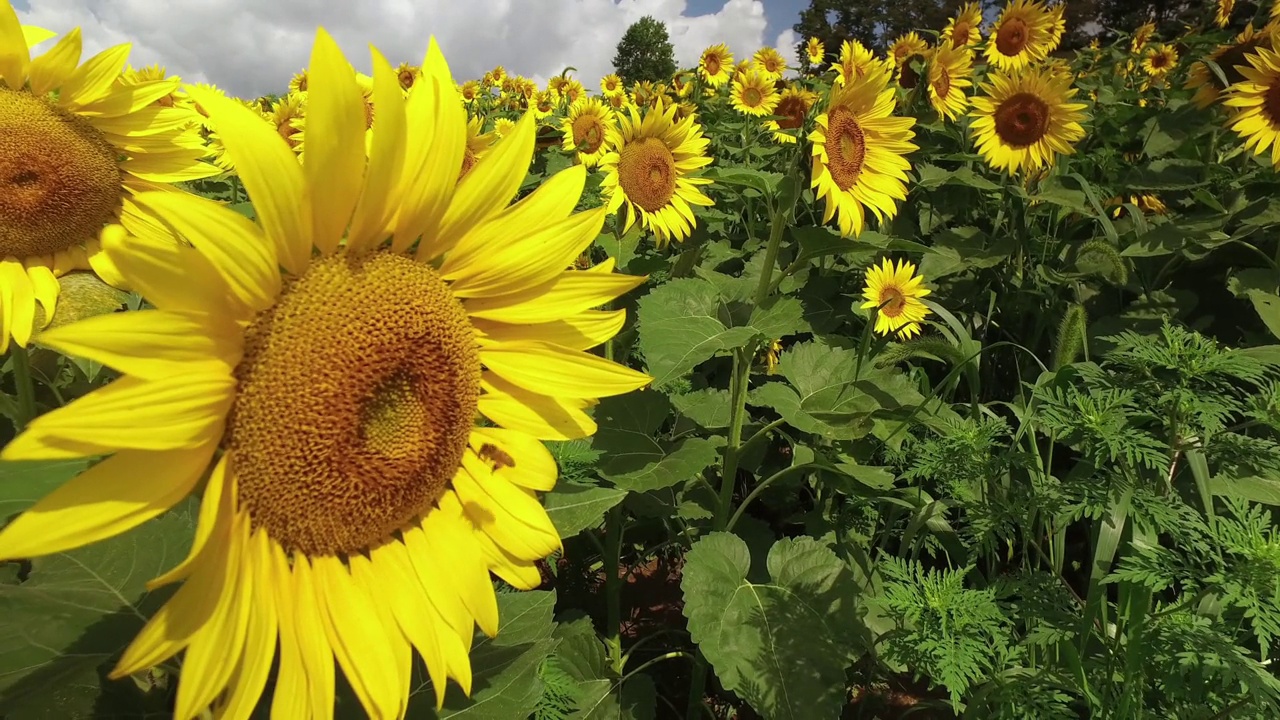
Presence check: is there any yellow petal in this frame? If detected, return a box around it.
[59,43,130,109]
[34,309,241,381]
[470,427,558,492]
[21,24,55,48]
[434,111,535,255]
[290,557,337,720]
[27,27,80,95]
[303,28,367,257]
[454,453,561,560]
[130,192,280,312]
[473,310,625,352]
[348,555,411,715]
[217,531,278,720]
[100,224,239,318]
[481,340,650,399]
[346,48,406,253]
[469,520,546,590]
[478,373,596,440]
[392,38,464,257]
[0,258,35,348]
[399,523,475,642]
[270,542,315,720]
[1,374,233,460]
[76,78,180,118]
[313,555,404,720]
[0,446,213,560]
[465,269,646,323]
[0,0,29,89]
[184,85,311,275]
[26,264,58,329]
[368,541,448,709]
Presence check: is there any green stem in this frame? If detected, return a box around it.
[604,505,625,675]
[714,350,751,530]
[10,344,36,431]
[621,651,694,683]
[726,463,821,531]
[752,207,788,308]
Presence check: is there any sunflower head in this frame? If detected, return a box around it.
[1222,43,1280,168]
[672,70,696,98]
[860,258,932,339]
[699,43,734,86]
[1216,0,1236,28]
[1186,23,1278,107]
[928,45,974,121]
[1131,22,1156,54]
[396,62,421,90]
[889,32,929,68]
[289,69,309,94]
[985,0,1057,71]
[806,37,826,66]
[731,69,781,116]
[460,79,482,102]
[753,46,787,80]
[599,100,714,247]
[836,39,883,87]
[766,86,818,143]
[561,96,616,167]
[942,2,983,49]
[601,73,623,94]
[532,89,558,119]
[969,65,1089,173]
[1142,44,1179,77]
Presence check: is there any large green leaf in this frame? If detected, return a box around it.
[681,533,868,720]
[748,341,879,440]
[0,459,91,520]
[590,392,725,492]
[544,483,628,536]
[0,499,198,717]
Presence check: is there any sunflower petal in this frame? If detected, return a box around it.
[481,341,650,399]
[0,258,35,348]
[304,28,367,256]
[478,374,596,440]
[433,111,535,255]
[454,453,561,560]
[346,48,405,253]
[147,454,229,589]
[0,0,29,89]
[470,427,558,492]
[217,530,278,720]
[27,26,80,95]
[472,310,626,352]
[314,555,403,720]
[465,269,646,323]
[34,309,241,381]
[101,224,240,318]
[59,43,130,109]
[291,557,337,720]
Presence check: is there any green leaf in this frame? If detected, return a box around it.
[681,533,866,720]
[0,500,198,717]
[704,167,781,196]
[670,388,732,429]
[1210,474,1280,506]
[748,342,879,440]
[0,459,91,520]
[636,278,758,387]
[1248,291,1280,341]
[590,392,725,492]
[544,484,628,536]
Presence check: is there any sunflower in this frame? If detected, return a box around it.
[970,66,1088,173]
[460,79,482,104]
[672,71,696,99]
[860,258,932,339]
[941,2,983,49]
[699,43,734,86]
[763,339,783,374]
[1131,22,1156,53]
[0,30,652,720]
[0,1,218,351]
[1045,2,1067,50]
[264,93,306,159]
[809,62,918,238]
[488,65,507,87]
[1223,42,1280,168]
[731,69,780,116]
[1107,194,1168,217]
[928,45,974,121]
[531,90,558,119]
[1273,0,1279,19]
[561,97,615,167]
[630,80,657,108]
[753,47,787,80]
[601,73,623,95]
[765,86,817,143]
[985,0,1057,71]
[1186,23,1277,108]
[117,64,187,109]
[806,37,825,66]
[493,117,516,137]
[459,115,497,180]
[396,62,421,91]
[836,39,883,87]
[289,69,308,95]
[549,75,571,96]
[889,32,929,69]
[605,91,632,112]
[1216,0,1235,28]
[563,79,586,105]
[599,100,714,247]
[1142,44,1179,77]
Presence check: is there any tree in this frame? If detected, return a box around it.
[612,16,677,86]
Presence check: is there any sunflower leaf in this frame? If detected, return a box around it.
[589,391,726,493]
[544,483,628,536]
[681,533,869,720]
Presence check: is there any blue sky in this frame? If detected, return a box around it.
[690,0,804,43]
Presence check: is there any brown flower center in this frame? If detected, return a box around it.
[618,136,676,212]
[0,87,122,260]
[951,21,971,48]
[1265,79,1280,126]
[743,87,763,107]
[572,114,606,154]
[994,92,1050,147]
[775,94,809,130]
[825,106,867,190]
[934,67,952,100]
[878,287,906,318]
[398,69,416,90]
[705,55,722,76]
[228,252,480,556]
[1212,40,1263,89]
[996,17,1030,57]
[899,55,924,89]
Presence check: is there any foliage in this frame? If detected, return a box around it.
[611,16,677,86]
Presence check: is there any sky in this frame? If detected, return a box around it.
[12,0,810,98]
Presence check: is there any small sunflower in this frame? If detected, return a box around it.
[460,79,482,104]
[809,63,918,238]
[459,116,497,180]
[928,45,974,121]
[289,69,309,94]
[941,2,983,49]
[985,0,1057,71]
[860,258,932,339]
[1223,42,1280,168]
[765,86,818,143]
[806,37,825,66]
[0,30,651,720]
[672,71,696,99]
[605,91,632,112]
[1107,194,1168,217]
[889,32,929,69]
[836,39,883,87]
[549,75,572,96]
[1131,22,1156,54]
[1186,23,1277,107]
[489,65,507,87]
[970,66,1088,173]
[561,97,616,167]
[630,80,657,108]
[753,46,787,80]
[396,62,421,91]
[531,90,558,119]
[1216,0,1235,28]
[763,339,784,374]
[731,69,780,117]
[1045,2,1067,50]
[268,93,306,154]
[0,0,217,350]
[599,100,714,247]
[493,117,516,137]
[1142,44,1179,77]
[601,73,623,95]
[699,43,734,86]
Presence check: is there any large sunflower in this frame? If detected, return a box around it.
[810,63,917,238]
[599,100,714,247]
[984,0,1058,71]
[699,43,734,86]
[928,45,974,121]
[753,47,787,80]
[1223,43,1280,168]
[731,69,780,116]
[970,66,1088,173]
[1186,23,1278,108]
[0,30,651,719]
[0,0,216,351]
[941,2,983,49]
[860,258,932,339]
[561,96,615,167]
[765,86,818,143]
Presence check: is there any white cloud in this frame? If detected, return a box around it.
[16,0,773,97]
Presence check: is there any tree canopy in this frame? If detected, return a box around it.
[612,16,678,86]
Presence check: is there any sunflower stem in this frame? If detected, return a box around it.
[604,504,625,675]
[10,344,36,431]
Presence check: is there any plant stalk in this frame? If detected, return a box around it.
[10,344,36,431]
[604,505,625,675]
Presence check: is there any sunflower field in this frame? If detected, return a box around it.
[9,0,1280,717]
